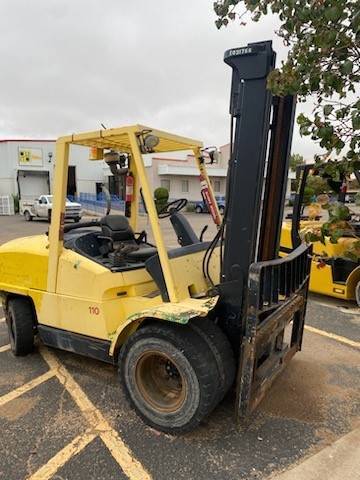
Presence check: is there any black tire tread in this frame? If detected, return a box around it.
[189,317,235,405]
[119,321,222,433]
[7,298,35,356]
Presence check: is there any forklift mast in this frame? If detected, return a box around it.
[220,41,297,328]
[218,41,313,419]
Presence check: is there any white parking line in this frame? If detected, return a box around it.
[304,325,360,349]
[0,344,11,353]
[40,347,152,480]
[0,370,56,407]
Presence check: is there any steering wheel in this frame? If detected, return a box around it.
[158,198,187,218]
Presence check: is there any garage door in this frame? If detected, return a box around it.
[17,170,50,200]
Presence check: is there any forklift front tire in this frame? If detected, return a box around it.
[189,317,235,406]
[119,322,221,434]
[6,298,35,356]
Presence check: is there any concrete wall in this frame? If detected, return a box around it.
[69,145,107,195]
[146,151,228,201]
[0,143,15,195]
[0,141,105,198]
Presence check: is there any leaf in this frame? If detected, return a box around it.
[318,125,333,140]
[329,229,345,243]
[324,5,342,22]
[323,105,334,116]
[352,115,360,131]
[341,60,353,75]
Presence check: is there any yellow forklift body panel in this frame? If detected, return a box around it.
[0,125,221,357]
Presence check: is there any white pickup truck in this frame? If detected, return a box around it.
[21,195,82,223]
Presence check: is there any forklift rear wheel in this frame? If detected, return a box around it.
[24,211,32,222]
[189,317,235,406]
[6,298,35,356]
[119,322,221,433]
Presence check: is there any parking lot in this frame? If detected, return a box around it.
[0,213,359,480]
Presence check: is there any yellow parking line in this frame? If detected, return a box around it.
[40,348,152,480]
[0,344,10,353]
[0,370,56,407]
[27,430,96,480]
[304,325,360,349]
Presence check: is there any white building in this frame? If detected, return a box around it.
[143,144,230,202]
[0,138,294,206]
[0,139,106,201]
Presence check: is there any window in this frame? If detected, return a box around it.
[214,180,221,193]
[181,180,189,193]
[161,179,170,192]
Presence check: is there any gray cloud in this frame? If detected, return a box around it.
[0,0,320,159]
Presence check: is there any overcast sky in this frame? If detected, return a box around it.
[0,0,320,159]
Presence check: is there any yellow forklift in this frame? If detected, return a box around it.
[281,164,360,304]
[0,41,312,433]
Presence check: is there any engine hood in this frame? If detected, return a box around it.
[0,234,49,294]
[0,234,49,255]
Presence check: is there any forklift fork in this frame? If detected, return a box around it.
[236,242,312,420]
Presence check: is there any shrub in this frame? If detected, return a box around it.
[154,187,169,213]
[12,194,19,214]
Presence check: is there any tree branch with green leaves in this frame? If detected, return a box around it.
[214,0,360,259]
[214,0,360,172]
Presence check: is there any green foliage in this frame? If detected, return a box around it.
[302,201,352,244]
[307,175,329,196]
[214,0,360,256]
[293,173,328,200]
[303,185,315,205]
[154,187,169,201]
[327,201,351,221]
[154,187,169,213]
[214,0,360,175]
[12,194,19,214]
[289,153,305,172]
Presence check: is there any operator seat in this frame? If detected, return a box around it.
[100,215,135,242]
[100,215,156,262]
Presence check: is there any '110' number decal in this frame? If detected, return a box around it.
[89,306,100,315]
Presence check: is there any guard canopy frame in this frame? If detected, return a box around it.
[47,124,219,303]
